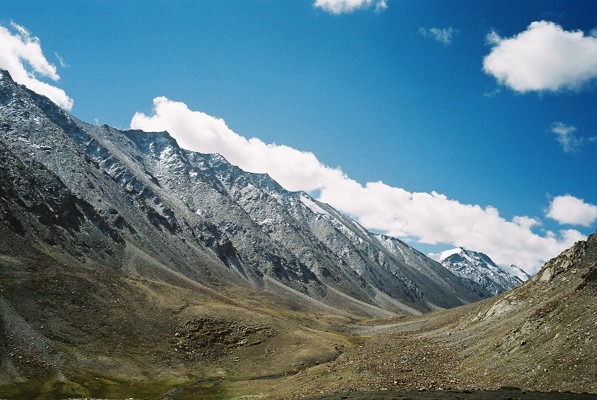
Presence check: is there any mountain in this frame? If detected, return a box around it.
[0,69,488,319]
[434,247,527,295]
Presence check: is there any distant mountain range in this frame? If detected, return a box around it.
[432,247,531,295]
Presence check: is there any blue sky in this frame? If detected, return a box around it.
[1,0,596,273]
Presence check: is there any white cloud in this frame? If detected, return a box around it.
[54,52,67,68]
[419,27,459,45]
[550,122,585,153]
[483,21,597,93]
[317,180,584,274]
[131,97,587,274]
[547,195,597,227]
[0,22,73,110]
[313,0,387,14]
[131,97,346,192]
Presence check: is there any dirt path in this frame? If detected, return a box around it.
[349,318,430,336]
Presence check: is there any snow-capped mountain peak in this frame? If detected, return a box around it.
[432,247,525,295]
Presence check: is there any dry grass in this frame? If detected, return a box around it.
[1,235,596,399]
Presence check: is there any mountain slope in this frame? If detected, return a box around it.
[0,68,487,316]
[436,247,525,295]
[451,231,597,391]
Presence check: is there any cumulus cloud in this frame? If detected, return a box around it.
[313,0,387,14]
[418,27,459,45]
[131,97,346,192]
[483,21,597,93]
[131,97,587,274]
[547,195,597,227]
[0,22,73,110]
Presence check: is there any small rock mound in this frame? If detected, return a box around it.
[171,317,275,360]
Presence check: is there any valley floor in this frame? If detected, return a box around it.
[1,289,596,399]
[1,234,596,400]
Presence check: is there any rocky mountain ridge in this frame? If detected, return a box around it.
[0,68,488,317]
[434,247,527,295]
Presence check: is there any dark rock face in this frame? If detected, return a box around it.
[0,68,488,315]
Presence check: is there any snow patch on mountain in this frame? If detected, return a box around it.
[299,193,330,217]
[434,247,463,261]
[500,264,532,282]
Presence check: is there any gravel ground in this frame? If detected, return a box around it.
[307,388,597,400]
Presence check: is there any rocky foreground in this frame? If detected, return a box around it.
[309,389,597,400]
